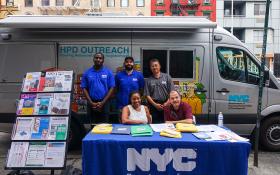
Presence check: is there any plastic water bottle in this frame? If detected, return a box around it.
[218,112,223,127]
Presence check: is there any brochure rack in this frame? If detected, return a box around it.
[5,71,74,175]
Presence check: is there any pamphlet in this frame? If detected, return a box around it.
[31,118,50,140]
[160,128,182,138]
[92,124,113,134]
[34,93,53,115]
[25,142,47,167]
[50,93,71,115]
[22,72,41,92]
[17,94,37,115]
[45,142,66,167]
[176,123,198,133]
[111,125,131,135]
[12,117,33,140]
[54,71,73,91]
[7,142,29,167]
[43,72,56,92]
[131,125,153,136]
[150,123,175,132]
[48,117,68,140]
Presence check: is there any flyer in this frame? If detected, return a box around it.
[22,72,41,92]
[51,93,71,115]
[43,72,56,92]
[17,94,37,115]
[31,118,50,140]
[45,142,66,167]
[48,117,68,140]
[25,142,47,167]
[54,71,73,91]
[7,142,29,167]
[12,117,33,140]
[34,93,53,115]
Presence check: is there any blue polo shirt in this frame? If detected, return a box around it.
[115,70,145,109]
[81,66,115,101]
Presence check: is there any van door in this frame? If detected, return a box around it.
[212,45,267,135]
[0,43,56,131]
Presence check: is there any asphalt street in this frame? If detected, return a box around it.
[0,132,280,175]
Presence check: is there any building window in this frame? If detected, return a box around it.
[203,12,211,19]
[6,0,14,6]
[254,3,266,16]
[156,11,164,16]
[25,0,33,7]
[204,0,210,3]
[137,0,144,7]
[253,30,264,43]
[188,11,195,16]
[107,0,115,7]
[72,0,80,6]
[172,0,179,3]
[56,0,64,6]
[188,0,195,4]
[91,0,100,8]
[41,0,50,6]
[121,0,128,7]
[157,0,164,4]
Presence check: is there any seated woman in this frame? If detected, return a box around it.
[163,90,193,124]
[121,91,152,124]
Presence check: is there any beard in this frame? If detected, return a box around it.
[125,65,134,71]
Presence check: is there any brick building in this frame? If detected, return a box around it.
[151,0,216,22]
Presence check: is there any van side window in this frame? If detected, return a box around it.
[142,50,167,77]
[216,47,260,85]
[246,55,260,84]
[170,51,193,78]
[216,47,246,82]
[143,49,194,79]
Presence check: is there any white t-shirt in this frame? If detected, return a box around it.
[128,105,148,124]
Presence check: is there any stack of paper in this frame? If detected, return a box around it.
[160,128,182,138]
[111,125,131,135]
[176,123,198,133]
[131,125,153,136]
[150,123,175,132]
[91,124,113,134]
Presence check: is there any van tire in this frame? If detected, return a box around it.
[260,116,280,151]
[68,121,83,150]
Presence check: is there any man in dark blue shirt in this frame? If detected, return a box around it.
[81,52,115,124]
[115,56,145,110]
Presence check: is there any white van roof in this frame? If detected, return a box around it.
[0,15,217,29]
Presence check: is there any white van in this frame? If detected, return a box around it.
[0,16,279,150]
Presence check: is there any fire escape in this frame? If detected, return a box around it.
[170,0,200,16]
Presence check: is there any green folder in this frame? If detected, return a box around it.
[131,125,153,137]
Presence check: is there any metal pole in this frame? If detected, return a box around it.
[254,0,271,167]
[231,0,233,34]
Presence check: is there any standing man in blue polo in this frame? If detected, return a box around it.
[81,52,115,124]
[115,56,145,110]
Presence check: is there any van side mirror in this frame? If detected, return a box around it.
[264,70,270,87]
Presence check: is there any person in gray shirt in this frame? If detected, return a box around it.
[144,58,175,123]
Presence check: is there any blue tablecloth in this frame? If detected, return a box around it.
[82,125,251,175]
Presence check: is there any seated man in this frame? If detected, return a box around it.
[163,90,193,124]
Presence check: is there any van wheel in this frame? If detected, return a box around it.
[260,116,280,151]
[68,121,83,150]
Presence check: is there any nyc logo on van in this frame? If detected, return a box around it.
[228,95,250,104]
[127,148,197,172]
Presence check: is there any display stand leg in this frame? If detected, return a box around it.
[50,170,54,175]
